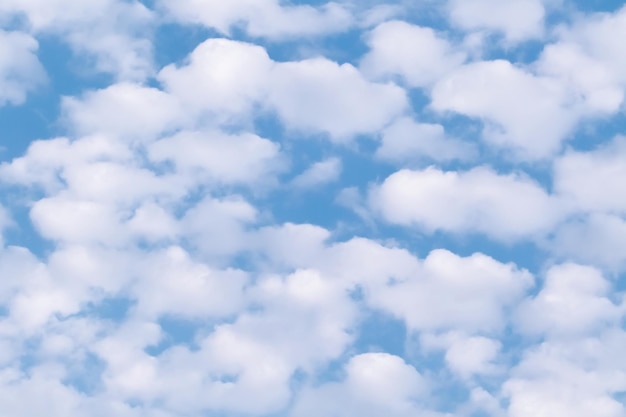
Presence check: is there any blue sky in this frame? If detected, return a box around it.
[1,1,626,416]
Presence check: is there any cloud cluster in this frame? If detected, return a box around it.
[1,1,626,417]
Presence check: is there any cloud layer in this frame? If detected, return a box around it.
[1,1,626,417]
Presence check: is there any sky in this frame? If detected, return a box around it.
[0,0,626,416]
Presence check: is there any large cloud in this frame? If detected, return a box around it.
[3,2,626,417]
[431,59,579,159]
[159,38,408,141]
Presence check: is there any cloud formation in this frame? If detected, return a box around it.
[1,1,626,417]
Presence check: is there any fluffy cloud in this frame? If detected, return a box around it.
[537,42,624,114]
[367,249,533,333]
[360,20,465,88]
[376,117,476,163]
[159,38,408,140]
[291,353,429,417]
[157,0,352,39]
[148,130,284,186]
[447,0,546,42]
[516,263,622,337]
[553,136,626,213]
[158,39,273,121]
[504,330,626,417]
[0,0,154,80]
[268,57,407,140]
[0,30,45,105]
[62,83,185,140]
[431,60,578,159]
[550,214,626,271]
[370,166,561,240]
[421,332,502,379]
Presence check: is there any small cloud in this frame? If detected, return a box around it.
[291,157,342,189]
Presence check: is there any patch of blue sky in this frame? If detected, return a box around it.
[62,352,107,395]
[145,315,205,355]
[572,0,626,13]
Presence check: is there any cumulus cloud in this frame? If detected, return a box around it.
[158,38,408,141]
[157,0,353,39]
[268,57,407,140]
[0,0,155,80]
[553,136,626,213]
[431,59,580,159]
[550,214,626,271]
[0,30,46,105]
[367,249,533,333]
[370,166,561,240]
[158,39,273,121]
[376,117,476,163]
[421,332,502,379]
[360,20,466,88]
[516,263,622,337]
[62,83,186,140]
[291,353,429,417]
[148,130,284,186]
[504,330,626,417]
[447,0,546,42]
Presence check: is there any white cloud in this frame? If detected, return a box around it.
[431,60,578,159]
[376,117,476,163]
[62,83,185,140]
[91,266,357,416]
[180,196,258,258]
[553,136,626,213]
[268,57,408,140]
[148,130,284,186]
[157,0,353,39]
[421,332,502,379]
[131,246,248,319]
[158,38,408,141]
[0,30,46,106]
[504,331,626,417]
[0,0,155,80]
[291,157,342,188]
[370,166,561,240]
[59,161,181,205]
[367,249,533,333]
[557,5,626,87]
[444,335,501,379]
[0,373,162,417]
[516,263,622,337]
[360,20,466,88]
[537,42,624,114]
[291,353,429,417]
[158,38,273,121]
[30,197,130,246]
[126,202,179,243]
[0,136,133,192]
[447,0,546,42]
